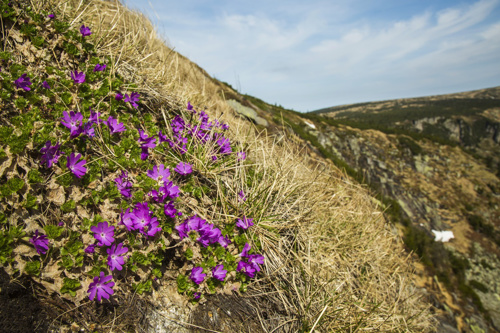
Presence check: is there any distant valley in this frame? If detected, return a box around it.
[223,85,500,332]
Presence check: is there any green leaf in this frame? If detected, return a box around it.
[8,226,25,239]
[25,261,41,276]
[56,173,73,187]
[61,199,76,213]
[0,51,11,61]
[132,280,152,295]
[28,169,44,184]
[60,278,81,297]
[64,238,83,256]
[58,255,74,271]
[176,274,189,293]
[184,247,193,261]
[214,246,226,260]
[43,225,63,240]
[14,97,29,109]
[0,127,13,144]
[24,193,38,209]
[1,177,25,197]
[131,251,151,266]
[152,268,162,279]
[61,92,73,105]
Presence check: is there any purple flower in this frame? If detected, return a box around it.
[130,202,158,235]
[187,102,194,111]
[247,254,265,272]
[82,121,95,138]
[240,243,251,258]
[124,92,140,108]
[114,171,132,198]
[80,25,92,37]
[14,73,32,91]
[164,201,178,219]
[212,264,227,282]
[29,230,49,255]
[193,292,201,300]
[42,81,51,89]
[88,272,114,301]
[174,162,192,175]
[138,129,156,160]
[237,151,246,161]
[237,261,256,278]
[190,266,206,285]
[158,130,168,143]
[175,222,189,239]
[104,116,126,134]
[115,93,123,101]
[145,219,162,237]
[85,244,96,254]
[90,221,115,247]
[147,164,170,182]
[236,216,254,230]
[61,111,83,138]
[58,221,64,226]
[217,235,231,248]
[107,243,128,271]
[162,181,180,199]
[48,14,55,19]
[238,190,246,202]
[120,208,136,231]
[40,141,63,168]
[67,152,87,178]
[88,109,103,124]
[93,63,106,72]
[71,70,86,84]
[185,215,205,231]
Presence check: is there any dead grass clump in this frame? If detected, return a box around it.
[30,0,435,331]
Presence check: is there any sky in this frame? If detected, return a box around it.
[122,0,500,112]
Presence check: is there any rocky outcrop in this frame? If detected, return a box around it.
[298,120,500,332]
[227,99,268,127]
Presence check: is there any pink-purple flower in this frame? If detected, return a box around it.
[29,230,49,255]
[80,25,92,37]
[67,152,87,178]
[238,190,246,202]
[70,70,86,84]
[61,111,83,138]
[114,170,132,198]
[41,80,51,89]
[90,221,115,247]
[190,266,206,285]
[115,92,123,101]
[212,264,227,282]
[174,162,192,175]
[237,151,246,161]
[147,164,170,182]
[85,244,96,254]
[236,216,254,230]
[93,63,106,72]
[124,92,140,108]
[14,73,32,91]
[107,243,128,271]
[40,141,63,168]
[87,272,114,301]
[104,116,126,134]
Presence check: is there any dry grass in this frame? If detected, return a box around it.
[30,0,435,331]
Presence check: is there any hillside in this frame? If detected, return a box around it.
[0,0,433,332]
[225,88,500,332]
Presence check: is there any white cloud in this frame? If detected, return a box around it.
[124,0,500,111]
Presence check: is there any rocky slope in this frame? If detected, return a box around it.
[224,88,500,332]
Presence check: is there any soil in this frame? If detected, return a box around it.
[0,268,50,333]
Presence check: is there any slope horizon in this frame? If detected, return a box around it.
[309,84,500,113]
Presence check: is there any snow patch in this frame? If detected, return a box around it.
[432,230,454,242]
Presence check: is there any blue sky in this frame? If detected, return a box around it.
[122,0,500,112]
